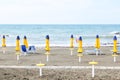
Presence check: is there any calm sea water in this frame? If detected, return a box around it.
[0,24,120,47]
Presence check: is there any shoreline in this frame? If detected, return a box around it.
[0,45,115,48]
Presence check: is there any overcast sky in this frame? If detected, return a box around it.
[0,0,120,24]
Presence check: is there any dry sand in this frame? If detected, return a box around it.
[0,46,120,80]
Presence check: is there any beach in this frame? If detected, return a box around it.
[0,0,120,79]
[0,46,120,80]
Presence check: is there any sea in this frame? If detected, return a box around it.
[0,24,120,47]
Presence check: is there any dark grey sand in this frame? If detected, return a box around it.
[1,69,120,80]
[0,46,120,80]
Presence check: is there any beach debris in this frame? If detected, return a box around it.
[77,53,83,62]
[45,35,50,62]
[89,60,98,78]
[70,34,74,55]
[36,62,45,76]
[2,35,6,53]
[95,35,100,56]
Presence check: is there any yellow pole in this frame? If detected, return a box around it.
[45,35,50,62]
[2,35,6,53]
[77,36,83,53]
[70,35,74,48]
[23,36,28,48]
[95,35,100,56]
[45,35,50,52]
[2,35,6,47]
[113,36,117,54]
[70,35,74,55]
[77,36,83,62]
[95,35,100,49]
[15,36,20,61]
[15,36,20,51]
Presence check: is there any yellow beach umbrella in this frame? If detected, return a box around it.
[77,36,83,53]
[95,35,100,49]
[113,36,117,53]
[2,35,6,47]
[23,36,28,48]
[70,35,74,48]
[45,35,50,51]
[15,36,20,51]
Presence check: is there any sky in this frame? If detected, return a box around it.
[0,0,120,24]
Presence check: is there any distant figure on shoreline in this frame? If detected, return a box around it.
[76,35,79,43]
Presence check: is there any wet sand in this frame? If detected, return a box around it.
[0,46,120,80]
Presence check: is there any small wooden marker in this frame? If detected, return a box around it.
[36,62,45,76]
[70,48,74,55]
[89,61,98,78]
[112,54,118,62]
[77,53,83,62]
[45,52,50,62]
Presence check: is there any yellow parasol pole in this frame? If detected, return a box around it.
[15,36,20,61]
[77,36,83,62]
[112,36,118,62]
[45,35,50,62]
[95,35,100,56]
[2,35,6,53]
[23,36,29,48]
[113,36,117,54]
[70,35,74,55]
[77,36,83,53]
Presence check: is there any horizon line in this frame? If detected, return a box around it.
[0,24,120,25]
